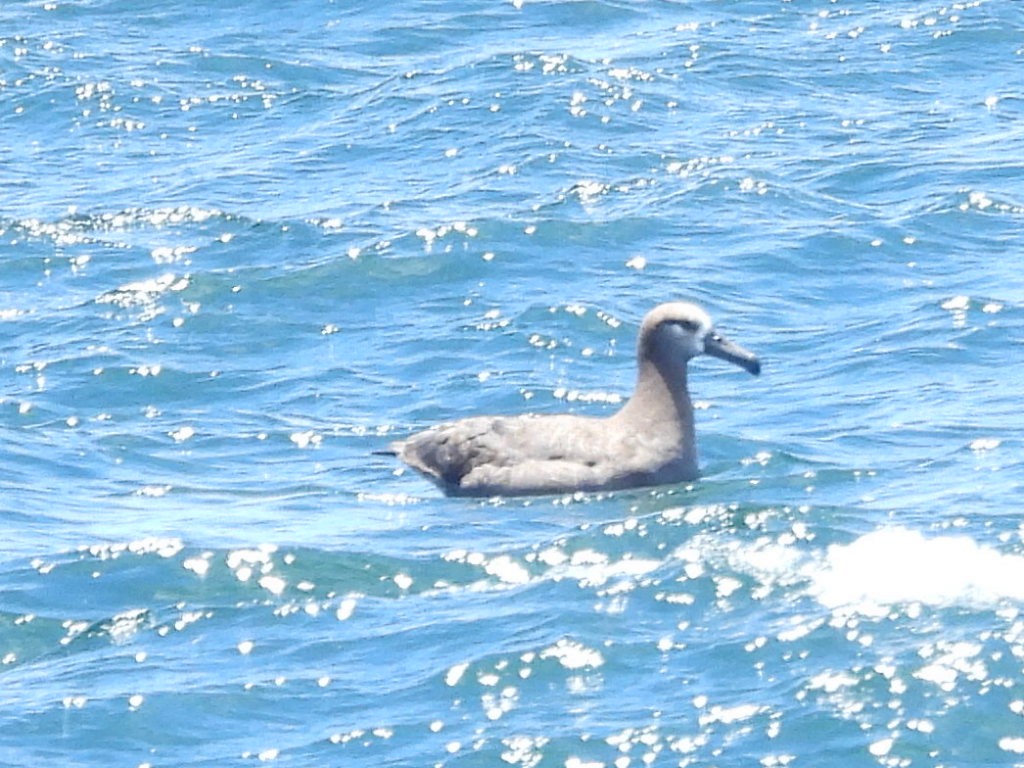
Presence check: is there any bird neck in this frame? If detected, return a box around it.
[615,357,695,443]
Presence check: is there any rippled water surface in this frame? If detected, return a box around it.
[2,1,1024,766]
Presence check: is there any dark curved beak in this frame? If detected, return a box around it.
[704,330,761,376]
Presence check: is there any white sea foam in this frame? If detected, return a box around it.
[812,527,1024,616]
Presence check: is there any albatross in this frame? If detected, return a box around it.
[386,301,760,497]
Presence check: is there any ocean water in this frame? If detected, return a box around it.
[2,0,1024,765]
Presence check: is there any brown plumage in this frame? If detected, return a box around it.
[387,302,760,497]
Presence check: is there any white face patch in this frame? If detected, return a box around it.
[640,302,717,364]
[661,318,710,359]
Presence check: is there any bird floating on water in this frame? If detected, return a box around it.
[385,301,760,497]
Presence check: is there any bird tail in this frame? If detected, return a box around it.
[372,440,403,457]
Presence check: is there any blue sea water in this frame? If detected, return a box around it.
[2,0,1024,765]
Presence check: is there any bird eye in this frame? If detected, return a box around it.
[674,319,699,333]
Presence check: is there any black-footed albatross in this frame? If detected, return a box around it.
[386,301,760,497]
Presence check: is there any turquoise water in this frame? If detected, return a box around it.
[3,0,1024,765]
